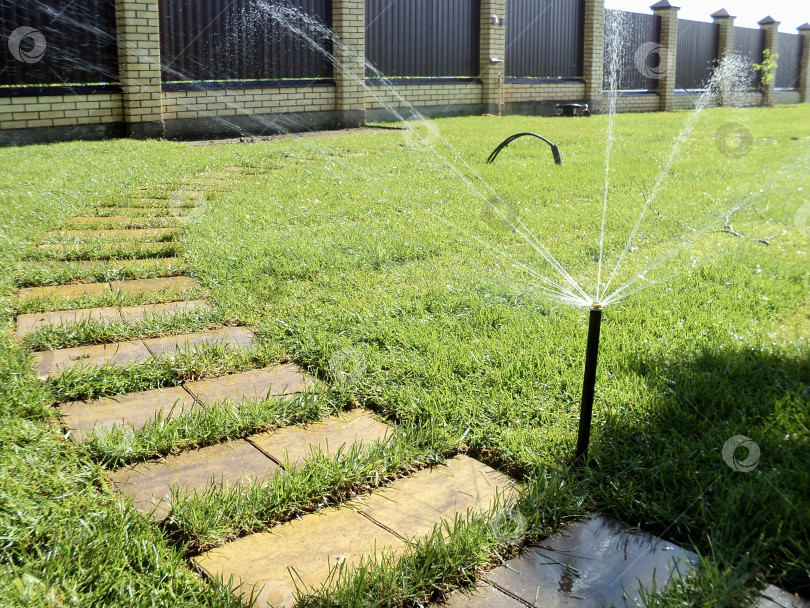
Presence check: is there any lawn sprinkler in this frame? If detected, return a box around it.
[486,132,563,166]
[575,303,603,466]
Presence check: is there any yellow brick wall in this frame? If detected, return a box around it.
[365,83,483,109]
[609,94,660,113]
[0,93,123,130]
[162,86,336,120]
[505,82,586,102]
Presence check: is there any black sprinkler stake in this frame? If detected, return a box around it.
[487,132,563,166]
[575,304,603,466]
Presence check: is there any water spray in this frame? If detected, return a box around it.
[487,132,563,166]
[575,303,603,466]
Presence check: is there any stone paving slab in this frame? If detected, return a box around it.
[65,216,176,225]
[433,584,524,608]
[17,281,111,301]
[486,515,698,608]
[60,385,199,442]
[185,364,312,406]
[16,306,122,337]
[142,326,254,357]
[194,506,405,608]
[46,228,177,239]
[249,408,391,467]
[33,340,153,378]
[110,276,198,294]
[16,300,210,338]
[118,299,211,323]
[756,586,810,608]
[36,241,175,254]
[110,440,278,521]
[355,455,517,541]
[35,327,253,376]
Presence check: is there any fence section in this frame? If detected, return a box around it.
[603,9,660,91]
[365,0,480,78]
[158,0,333,83]
[733,26,763,89]
[675,19,718,90]
[776,32,802,89]
[0,0,118,88]
[505,0,584,78]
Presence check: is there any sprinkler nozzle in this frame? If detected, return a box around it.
[590,302,603,310]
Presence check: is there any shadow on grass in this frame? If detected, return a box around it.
[589,344,809,596]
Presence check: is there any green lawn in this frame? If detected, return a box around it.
[1,105,808,606]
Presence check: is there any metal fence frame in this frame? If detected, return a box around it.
[0,0,118,87]
[505,0,584,79]
[603,9,661,91]
[676,19,718,90]
[365,0,480,78]
[158,0,333,83]
[776,32,802,89]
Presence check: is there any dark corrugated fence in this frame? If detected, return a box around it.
[675,19,718,90]
[365,0,480,77]
[733,26,763,88]
[776,32,801,89]
[603,9,660,91]
[0,0,118,87]
[159,0,332,82]
[505,0,584,78]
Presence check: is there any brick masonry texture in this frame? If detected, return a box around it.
[162,87,336,120]
[2,1,807,139]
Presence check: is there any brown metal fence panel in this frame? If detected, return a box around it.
[0,0,118,88]
[776,32,801,89]
[675,19,718,90]
[733,26,763,88]
[603,9,660,91]
[505,0,584,78]
[159,0,333,83]
[365,0,480,78]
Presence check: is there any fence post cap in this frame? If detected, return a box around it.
[710,9,733,19]
[757,16,779,26]
[650,0,679,9]
[797,22,810,31]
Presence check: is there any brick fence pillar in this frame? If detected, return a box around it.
[582,0,605,110]
[115,0,163,139]
[480,0,507,114]
[799,23,810,103]
[758,16,779,106]
[651,0,679,112]
[333,0,366,127]
[711,9,735,105]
